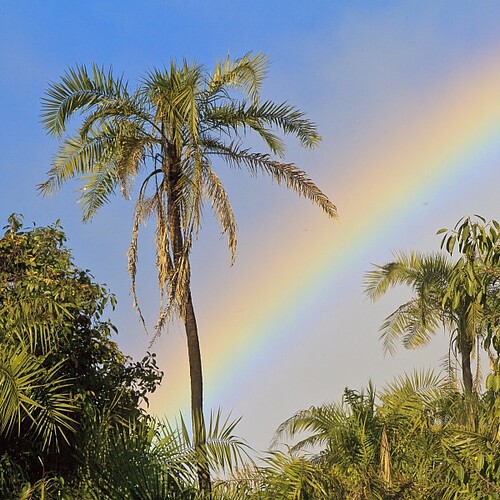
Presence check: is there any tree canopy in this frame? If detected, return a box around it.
[0,215,163,493]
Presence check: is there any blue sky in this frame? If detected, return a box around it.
[2,1,500,452]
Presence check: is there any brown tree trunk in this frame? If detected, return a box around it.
[165,144,211,494]
[184,291,212,495]
[458,315,474,394]
[461,339,474,394]
[184,292,204,424]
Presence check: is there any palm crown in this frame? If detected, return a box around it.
[364,251,453,355]
[39,54,336,333]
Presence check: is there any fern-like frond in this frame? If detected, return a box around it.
[29,361,77,451]
[42,63,126,137]
[272,403,345,452]
[204,99,320,151]
[205,139,336,219]
[77,162,118,221]
[202,165,237,262]
[209,52,268,104]
[38,132,115,195]
[0,346,76,447]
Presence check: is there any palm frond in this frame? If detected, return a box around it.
[0,345,42,435]
[42,63,126,137]
[38,133,115,195]
[209,52,268,104]
[29,362,77,451]
[0,345,76,448]
[261,450,329,499]
[245,99,321,149]
[364,251,423,301]
[204,99,321,151]
[127,181,164,335]
[155,410,252,477]
[379,369,445,419]
[203,103,286,155]
[272,403,344,452]
[205,139,336,219]
[202,165,237,262]
[85,417,193,498]
[78,90,151,138]
[77,162,118,221]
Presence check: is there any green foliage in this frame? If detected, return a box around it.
[272,384,389,499]
[265,372,500,499]
[79,410,251,499]
[365,216,500,393]
[0,208,497,498]
[0,215,163,496]
[440,216,500,360]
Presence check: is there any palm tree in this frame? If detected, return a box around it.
[364,251,482,393]
[39,54,337,490]
[366,217,500,395]
[273,385,389,499]
[82,410,251,499]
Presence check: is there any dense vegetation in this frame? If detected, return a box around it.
[0,214,498,498]
[0,215,163,496]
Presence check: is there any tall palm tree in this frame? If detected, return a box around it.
[39,54,337,490]
[366,216,500,395]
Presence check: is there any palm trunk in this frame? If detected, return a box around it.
[184,291,204,422]
[458,316,474,394]
[165,144,211,494]
[461,339,473,394]
[184,291,211,494]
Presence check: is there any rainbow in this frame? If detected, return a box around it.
[149,50,500,418]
